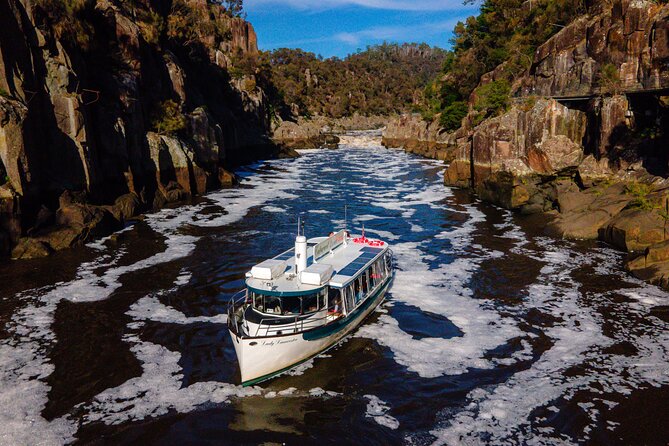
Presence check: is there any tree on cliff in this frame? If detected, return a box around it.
[422,0,585,128]
[215,0,244,17]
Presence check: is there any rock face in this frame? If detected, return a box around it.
[0,0,293,258]
[377,0,669,290]
[521,0,669,97]
[381,114,459,161]
[272,119,340,150]
[444,99,587,208]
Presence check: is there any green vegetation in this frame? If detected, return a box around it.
[474,79,511,119]
[262,43,447,118]
[625,182,656,211]
[151,100,187,135]
[33,0,93,48]
[214,0,244,17]
[422,0,585,130]
[598,63,623,95]
[439,101,469,131]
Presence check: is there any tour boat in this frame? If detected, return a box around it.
[227,227,394,386]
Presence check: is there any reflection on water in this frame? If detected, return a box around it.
[0,134,668,445]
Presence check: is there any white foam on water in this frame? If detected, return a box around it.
[128,296,227,325]
[0,340,77,445]
[357,202,520,378]
[427,236,669,445]
[278,387,297,396]
[308,387,341,398]
[0,155,309,442]
[86,224,136,251]
[363,227,400,241]
[364,394,399,430]
[262,206,286,213]
[80,334,262,425]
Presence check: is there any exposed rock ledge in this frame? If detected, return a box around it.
[381,114,460,162]
[272,115,387,150]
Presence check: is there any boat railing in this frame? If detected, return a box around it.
[254,311,333,337]
[227,289,247,336]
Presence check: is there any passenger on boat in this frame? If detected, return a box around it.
[328,298,342,317]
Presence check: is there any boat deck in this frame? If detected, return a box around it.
[246,234,387,293]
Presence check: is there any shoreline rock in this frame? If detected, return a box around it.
[381,114,459,162]
[272,115,388,150]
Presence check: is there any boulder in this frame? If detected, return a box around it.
[577,155,614,187]
[599,208,667,252]
[218,168,237,187]
[547,183,632,239]
[111,193,140,222]
[51,190,123,248]
[11,238,52,259]
[444,159,471,188]
[626,240,669,289]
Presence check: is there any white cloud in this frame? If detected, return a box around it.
[247,0,469,12]
[332,19,463,45]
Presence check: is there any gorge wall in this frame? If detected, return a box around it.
[0,0,293,259]
[385,0,669,288]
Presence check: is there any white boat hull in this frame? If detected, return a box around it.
[230,279,391,385]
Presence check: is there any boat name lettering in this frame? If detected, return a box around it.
[314,229,346,261]
[260,338,298,347]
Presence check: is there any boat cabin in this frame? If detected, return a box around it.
[235,230,392,338]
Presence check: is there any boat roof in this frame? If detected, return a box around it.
[246,233,388,295]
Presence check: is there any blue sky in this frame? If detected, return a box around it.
[244,1,479,58]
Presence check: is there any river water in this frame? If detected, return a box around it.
[1,133,668,445]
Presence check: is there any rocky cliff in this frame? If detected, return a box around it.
[381,114,458,161]
[0,0,293,258]
[389,0,669,288]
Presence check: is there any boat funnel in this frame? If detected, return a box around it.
[295,235,307,274]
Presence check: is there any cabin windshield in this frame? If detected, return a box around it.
[248,288,327,315]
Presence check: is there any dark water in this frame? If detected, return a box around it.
[1,133,668,445]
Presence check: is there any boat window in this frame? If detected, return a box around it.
[254,292,264,311]
[361,271,369,296]
[327,287,339,309]
[328,288,342,313]
[354,278,362,303]
[282,296,301,315]
[344,284,355,313]
[264,295,282,314]
[384,253,392,274]
[370,262,380,286]
[302,293,319,313]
